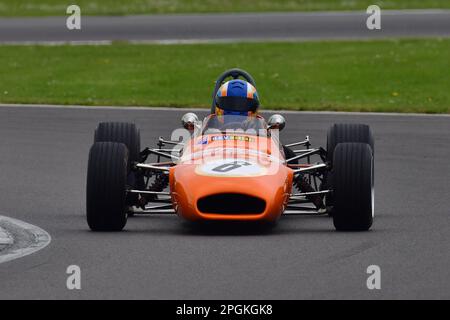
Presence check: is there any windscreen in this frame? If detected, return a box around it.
[202,114,268,136]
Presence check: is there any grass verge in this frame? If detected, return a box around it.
[0,0,450,17]
[0,39,449,113]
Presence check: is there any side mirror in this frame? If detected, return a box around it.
[268,114,286,131]
[181,112,199,131]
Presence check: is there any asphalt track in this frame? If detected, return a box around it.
[0,105,449,299]
[0,10,450,43]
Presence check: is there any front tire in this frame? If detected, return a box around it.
[325,123,374,212]
[94,122,143,213]
[332,143,374,231]
[86,142,128,231]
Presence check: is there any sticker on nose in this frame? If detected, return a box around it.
[195,159,266,177]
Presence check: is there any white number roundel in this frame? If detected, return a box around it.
[195,159,266,177]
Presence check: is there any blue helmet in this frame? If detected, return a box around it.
[215,80,260,116]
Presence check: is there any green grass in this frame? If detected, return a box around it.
[0,39,449,113]
[0,0,450,16]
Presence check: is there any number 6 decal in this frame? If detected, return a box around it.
[196,159,266,177]
[212,161,251,173]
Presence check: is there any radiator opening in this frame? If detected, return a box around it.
[197,193,266,215]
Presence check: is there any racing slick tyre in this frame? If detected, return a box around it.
[332,143,374,231]
[326,123,374,162]
[283,145,297,164]
[94,122,143,215]
[94,122,141,164]
[325,123,374,213]
[87,142,128,231]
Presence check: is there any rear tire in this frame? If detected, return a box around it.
[87,142,128,231]
[94,122,141,163]
[94,122,143,212]
[327,123,374,162]
[325,123,374,212]
[332,143,374,231]
[283,145,297,164]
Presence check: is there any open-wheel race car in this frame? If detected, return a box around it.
[86,69,374,232]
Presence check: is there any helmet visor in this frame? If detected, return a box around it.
[216,96,258,113]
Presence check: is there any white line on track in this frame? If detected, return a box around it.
[0,103,449,118]
[0,215,51,264]
[0,226,13,245]
[0,40,114,46]
[1,36,450,46]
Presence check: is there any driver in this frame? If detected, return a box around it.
[215,79,260,116]
[214,79,325,211]
[213,79,263,131]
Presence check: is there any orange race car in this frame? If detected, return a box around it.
[86,69,374,232]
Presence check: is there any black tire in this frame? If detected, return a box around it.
[325,123,374,212]
[87,142,128,231]
[94,122,143,211]
[327,123,374,162]
[94,122,141,163]
[283,145,298,164]
[332,143,374,231]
